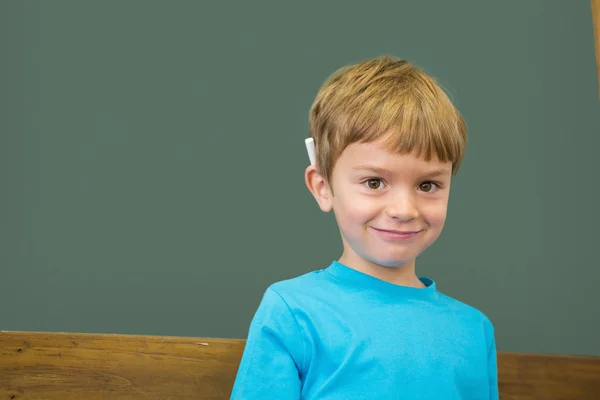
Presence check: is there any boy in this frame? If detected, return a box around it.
[231,56,499,399]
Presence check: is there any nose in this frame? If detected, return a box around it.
[384,191,419,221]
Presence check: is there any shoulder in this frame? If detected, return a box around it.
[255,267,337,318]
[247,274,321,337]
[267,268,330,299]
[435,290,496,348]
[247,269,330,356]
[436,290,494,328]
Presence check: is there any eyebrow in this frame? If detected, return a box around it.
[352,165,451,177]
[352,165,391,175]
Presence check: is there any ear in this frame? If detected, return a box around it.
[305,165,333,212]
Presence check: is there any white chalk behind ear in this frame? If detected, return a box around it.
[305,138,316,165]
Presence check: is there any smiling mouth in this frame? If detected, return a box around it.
[370,227,423,240]
[372,228,422,234]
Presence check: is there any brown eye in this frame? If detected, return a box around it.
[365,179,383,190]
[419,182,438,192]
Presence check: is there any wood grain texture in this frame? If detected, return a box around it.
[593,0,600,100]
[1,331,600,399]
[0,331,245,400]
[498,351,600,399]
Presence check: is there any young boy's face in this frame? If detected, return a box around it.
[309,139,453,271]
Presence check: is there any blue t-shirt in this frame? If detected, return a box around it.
[231,261,499,399]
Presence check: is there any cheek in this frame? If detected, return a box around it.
[423,202,448,226]
[339,195,378,224]
[333,192,378,231]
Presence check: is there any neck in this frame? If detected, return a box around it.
[337,253,425,288]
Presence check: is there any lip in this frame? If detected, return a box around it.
[371,227,422,241]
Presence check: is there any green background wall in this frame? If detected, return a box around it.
[2,0,599,356]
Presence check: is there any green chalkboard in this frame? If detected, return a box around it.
[1,0,599,357]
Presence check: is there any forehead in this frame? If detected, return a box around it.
[336,141,452,174]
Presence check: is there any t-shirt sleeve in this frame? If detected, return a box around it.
[230,287,305,400]
[484,317,499,400]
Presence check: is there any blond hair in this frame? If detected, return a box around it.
[309,55,467,185]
